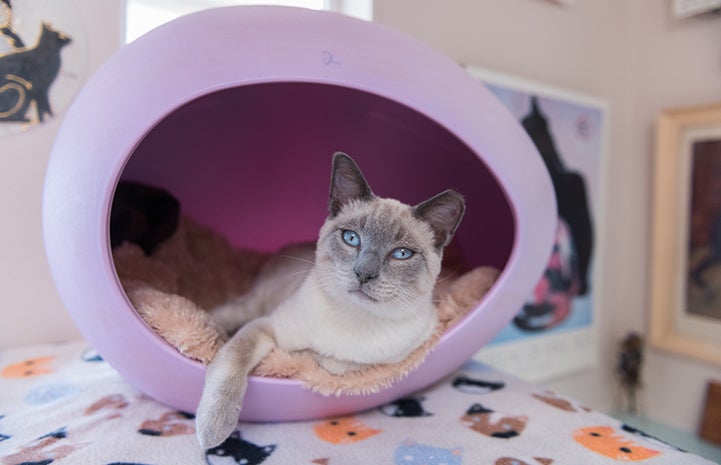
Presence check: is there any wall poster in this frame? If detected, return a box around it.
[1,0,87,135]
[469,67,608,383]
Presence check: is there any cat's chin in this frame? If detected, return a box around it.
[345,290,424,321]
[348,289,379,304]
[346,289,410,318]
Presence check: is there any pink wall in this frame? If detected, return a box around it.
[374,0,721,431]
[628,1,721,432]
[0,0,125,349]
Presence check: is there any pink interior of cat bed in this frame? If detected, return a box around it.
[121,83,515,270]
[43,6,555,422]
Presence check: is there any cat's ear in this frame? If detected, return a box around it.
[414,190,465,249]
[328,152,374,217]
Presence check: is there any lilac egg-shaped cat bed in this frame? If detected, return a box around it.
[43,6,555,421]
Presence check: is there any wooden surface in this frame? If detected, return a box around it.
[700,380,721,445]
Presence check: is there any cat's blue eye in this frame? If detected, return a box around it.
[342,229,360,247]
[391,247,414,260]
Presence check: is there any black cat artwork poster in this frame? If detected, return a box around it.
[0,0,87,135]
[468,67,607,383]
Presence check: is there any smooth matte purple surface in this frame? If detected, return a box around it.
[43,6,556,422]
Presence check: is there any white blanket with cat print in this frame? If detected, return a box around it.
[0,340,715,465]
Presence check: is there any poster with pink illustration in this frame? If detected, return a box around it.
[469,67,607,382]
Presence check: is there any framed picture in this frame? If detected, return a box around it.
[0,0,90,136]
[467,66,608,383]
[649,103,721,365]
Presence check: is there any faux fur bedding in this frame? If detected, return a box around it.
[113,216,499,395]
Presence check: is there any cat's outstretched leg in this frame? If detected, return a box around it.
[195,318,276,449]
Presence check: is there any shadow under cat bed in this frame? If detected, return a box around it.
[112,177,499,397]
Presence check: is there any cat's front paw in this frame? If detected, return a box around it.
[195,390,243,449]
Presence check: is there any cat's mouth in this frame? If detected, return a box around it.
[349,288,379,303]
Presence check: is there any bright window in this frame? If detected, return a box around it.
[125,0,371,43]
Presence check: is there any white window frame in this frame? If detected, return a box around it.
[125,0,372,43]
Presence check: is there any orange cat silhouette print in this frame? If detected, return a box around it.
[573,426,661,461]
[1,356,54,378]
[313,416,381,444]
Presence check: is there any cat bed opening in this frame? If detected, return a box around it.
[43,6,555,421]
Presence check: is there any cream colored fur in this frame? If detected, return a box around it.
[113,217,498,448]
[196,153,467,448]
[111,155,499,450]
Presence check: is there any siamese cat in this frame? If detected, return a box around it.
[196,152,465,449]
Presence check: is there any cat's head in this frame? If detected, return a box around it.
[314,152,465,318]
[205,431,276,465]
[40,22,72,47]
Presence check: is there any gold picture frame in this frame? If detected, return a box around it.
[649,103,721,365]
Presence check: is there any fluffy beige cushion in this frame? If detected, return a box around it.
[113,217,498,394]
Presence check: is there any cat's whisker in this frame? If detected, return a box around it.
[311,274,337,286]
[309,276,339,294]
[395,291,415,307]
[278,255,316,266]
[436,265,463,284]
[398,293,433,323]
[390,293,418,317]
[283,269,313,281]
